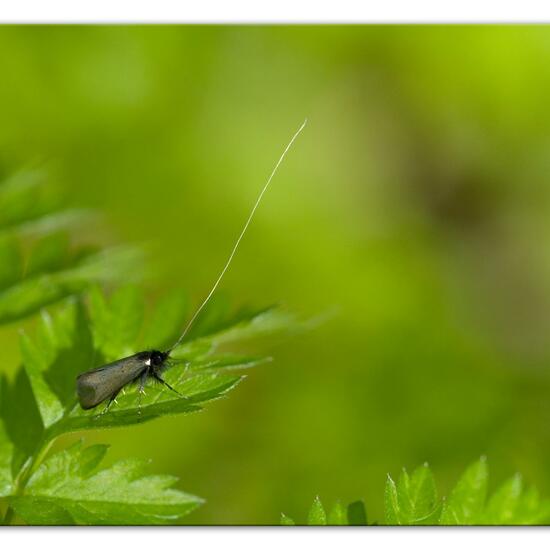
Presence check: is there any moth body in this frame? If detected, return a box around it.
[76,350,169,410]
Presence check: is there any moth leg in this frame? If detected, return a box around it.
[137,370,148,415]
[94,389,121,419]
[151,371,187,399]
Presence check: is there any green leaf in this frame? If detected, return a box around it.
[140,289,188,350]
[17,287,277,436]
[308,496,327,525]
[280,513,295,526]
[385,474,400,524]
[20,332,65,428]
[0,166,298,525]
[385,465,439,525]
[6,285,291,524]
[8,497,75,525]
[19,299,95,428]
[0,377,15,497]
[0,235,22,291]
[286,460,550,527]
[42,301,95,408]
[481,474,522,525]
[26,232,70,277]
[0,168,142,325]
[401,464,438,525]
[409,465,437,521]
[328,500,347,525]
[182,293,234,341]
[107,286,144,354]
[170,305,303,364]
[190,354,270,371]
[89,285,144,361]
[9,442,202,525]
[0,168,61,233]
[513,486,550,525]
[0,370,44,477]
[0,169,92,240]
[0,273,77,324]
[480,475,550,525]
[21,300,94,428]
[0,246,143,325]
[347,500,368,525]
[55,372,242,434]
[9,209,92,240]
[210,307,302,347]
[282,498,365,527]
[440,457,488,525]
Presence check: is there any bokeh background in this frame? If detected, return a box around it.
[1,25,550,524]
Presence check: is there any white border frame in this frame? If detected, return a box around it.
[0,0,549,23]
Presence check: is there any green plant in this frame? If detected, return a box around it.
[281,496,368,526]
[0,166,299,524]
[0,285,294,524]
[0,167,142,324]
[282,458,550,526]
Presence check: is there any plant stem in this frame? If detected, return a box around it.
[2,434,56,525]
[2,503,14,525]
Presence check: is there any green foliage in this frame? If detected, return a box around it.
[439,457,488,524]
[307,496,327,525]
[385,463,438,525]
[347,500,369,525]
[0,164,301,525]
[0,168,142,324]
[438,458,550,525]
[0,380,16,498]
[280,513,295,526]
[8,441,202,525]
[327,500,347,525]
[0,285,291,524]
[281,496,368,526]
[387,458,550,525]
[0,168,65,234]
[284,459,550,526]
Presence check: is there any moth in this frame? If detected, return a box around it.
[76,119,307,415]
[76,350,177,411]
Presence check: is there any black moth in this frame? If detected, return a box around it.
[76,350,181,412]
[75,119,307,415]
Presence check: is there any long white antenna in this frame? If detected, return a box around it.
[167,118,308,352]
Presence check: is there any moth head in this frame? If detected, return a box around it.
[150,350,168,367]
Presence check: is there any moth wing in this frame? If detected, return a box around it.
[76,353,148,409]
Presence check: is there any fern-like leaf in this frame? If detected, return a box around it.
[8,441,202,525]
[0,167,142,324]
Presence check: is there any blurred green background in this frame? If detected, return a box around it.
[2,25,550,524]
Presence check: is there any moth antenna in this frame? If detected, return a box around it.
[167,118,308,353]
